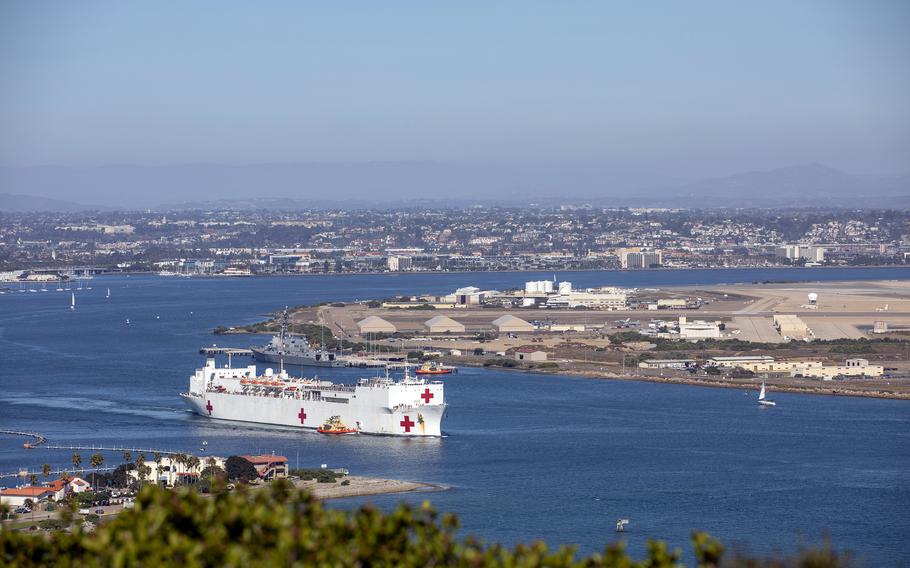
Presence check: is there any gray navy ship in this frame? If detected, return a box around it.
[251,309,345,367]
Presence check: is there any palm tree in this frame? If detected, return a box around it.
[205,457,217,484]
[41,463,52,481]
[29,474,38,486]
[123,450,132,464]
[136,453,147,484]
[71,453,82,472]
[90,453,104,490]
[154,452,163,484]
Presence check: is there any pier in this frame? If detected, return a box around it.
[199,346,253,357]
[0,430,47,449]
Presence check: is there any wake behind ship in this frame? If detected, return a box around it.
[181,358,446,436]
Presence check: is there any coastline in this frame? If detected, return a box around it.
[449,358,910,400]
[101,265,910,279]
[290,476,446,500]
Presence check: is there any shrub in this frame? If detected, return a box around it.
[291,468,344,483]
[0,483,853,567]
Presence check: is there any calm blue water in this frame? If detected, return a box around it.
[1,268,909,565]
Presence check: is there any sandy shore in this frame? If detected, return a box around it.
[291,476,444,500]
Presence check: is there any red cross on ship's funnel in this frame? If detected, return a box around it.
[400,415,415,433]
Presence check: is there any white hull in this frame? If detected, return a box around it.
[181,359,445,437]
[758,400,776,406]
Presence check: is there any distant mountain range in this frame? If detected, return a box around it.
[0,192,111,213]
[641,164,910,207]
[0,162,907,211]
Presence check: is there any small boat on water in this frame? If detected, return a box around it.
[415,362,456,375]
[70,292,75,311]
[317,415,358,435]
[758,382,776,406]
[106,288,111,299]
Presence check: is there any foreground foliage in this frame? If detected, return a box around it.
[0,482,852,567]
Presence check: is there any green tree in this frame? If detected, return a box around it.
[122,450,132,464]
[29,474,38,486]
[225,456,259,483]
[90,453,105,489]
[71,453,82,472]
[41,463,52,481]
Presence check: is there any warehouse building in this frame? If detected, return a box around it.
[492,314,535,333]
[514,348,548,362]
[357,316,397,334]
[424,315,465,334]
[773,314,813,341]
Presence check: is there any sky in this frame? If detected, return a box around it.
[1,1,909,183]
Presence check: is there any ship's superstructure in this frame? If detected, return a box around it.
[181,359,445,436]
[251,308,345,367]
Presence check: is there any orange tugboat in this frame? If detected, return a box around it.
[317,415,358,435]
[414,362,455,375]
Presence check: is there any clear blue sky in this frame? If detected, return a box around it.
[1,1,908,177]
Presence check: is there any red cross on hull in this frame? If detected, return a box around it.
[400,415,415,433]
[421,388,434,404]
[205,400,213,415]
[298,408,307,424]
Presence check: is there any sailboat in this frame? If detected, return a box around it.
[758,382,776,406]
[106,288,111,299]
[70,293,75,311]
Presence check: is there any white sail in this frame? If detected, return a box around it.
[70,292,75,310]
[106,288,111,298]
[759,382,766,400]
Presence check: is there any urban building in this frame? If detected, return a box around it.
[514,348,548,362]
[240,455,288,481]
[638,359,695,369]
[677,317,721,339]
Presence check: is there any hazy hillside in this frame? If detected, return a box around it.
[0,192,108,212]
[0,163,906,211]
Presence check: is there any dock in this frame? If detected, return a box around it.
[199,346,253,357]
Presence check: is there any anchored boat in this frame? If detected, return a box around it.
[251,308,345,367]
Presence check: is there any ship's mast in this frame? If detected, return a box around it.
[279,306,289,342]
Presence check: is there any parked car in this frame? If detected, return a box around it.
[94,508,105,515]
